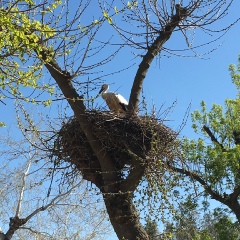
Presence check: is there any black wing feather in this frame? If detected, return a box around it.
[119,102,128,111]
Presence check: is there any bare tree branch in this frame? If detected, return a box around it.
[4,181,83,240]
[128,4,188,113]
[15,155,32,218]
[167,163,215,195]
[25,181,82,221]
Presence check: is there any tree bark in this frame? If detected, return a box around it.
[43,58,149,239]
[104,192,149,240]
[229,202,240,223]
[4,217,27,240]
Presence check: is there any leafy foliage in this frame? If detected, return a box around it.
[180,56,240,222]
[183,59,240,190]
[163,201,240,240]
[0,1,57,103]
[144,217,162,240]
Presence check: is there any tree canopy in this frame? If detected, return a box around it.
[169,56,240,223]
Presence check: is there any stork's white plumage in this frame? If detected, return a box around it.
[97,84,128,114]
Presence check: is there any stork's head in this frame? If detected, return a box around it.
[97,84,109,97]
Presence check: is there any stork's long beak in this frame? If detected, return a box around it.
[96,87,103,98]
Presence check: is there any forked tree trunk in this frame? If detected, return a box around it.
[104,192,149,240]
[44,61,149,239]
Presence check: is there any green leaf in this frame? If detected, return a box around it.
[114,6,119,14]
[103,11,112,24]
[0,121,6,127]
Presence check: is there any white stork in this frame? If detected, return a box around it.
[97,84,128,114]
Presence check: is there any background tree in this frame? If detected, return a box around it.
[171,197,199,240]
[163,203,240,240]
[0,0,239,239]
[208,208,240,240]
[144,217,162,240]
[0,0,57,112]
[0,116,114,239]
[166,56,240,225]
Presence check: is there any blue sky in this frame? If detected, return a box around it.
[0,1,240,239]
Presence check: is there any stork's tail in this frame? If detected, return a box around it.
[119,102,128,112]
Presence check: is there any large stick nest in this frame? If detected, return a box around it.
[52,110,178,184]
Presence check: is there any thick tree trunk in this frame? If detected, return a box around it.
[229,202,240,223]
[104,192,149,240]
[43,60,149,239]
[4,217,27,240]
